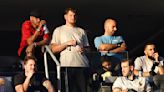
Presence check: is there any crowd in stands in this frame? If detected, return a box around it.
[0,7,163,92]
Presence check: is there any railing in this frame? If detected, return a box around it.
[44,45,61,92]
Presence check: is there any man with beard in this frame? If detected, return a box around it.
[112,59,151,92]
[134,43,164,77]
[13,56,54,92]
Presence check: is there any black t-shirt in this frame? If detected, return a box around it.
[13,72,48,92]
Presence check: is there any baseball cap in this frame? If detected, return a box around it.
[30,10,42,18]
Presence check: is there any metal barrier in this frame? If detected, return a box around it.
[44,45,61,92]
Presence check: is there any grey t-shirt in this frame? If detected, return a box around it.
[134,56,163,73]
[51,25,89,67]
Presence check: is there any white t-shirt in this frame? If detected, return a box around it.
[51,25,89,67]
[112,76,151,92]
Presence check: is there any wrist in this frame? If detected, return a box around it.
[138,71,142,77]
[33,42,37,47]
[36,28,41,31]
[117,43,121,47]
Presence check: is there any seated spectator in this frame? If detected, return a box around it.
[13,56,54,92]
[92,56,112,92]
[94,18,127,75]
[134,43,164,77]
[112,59,151,92]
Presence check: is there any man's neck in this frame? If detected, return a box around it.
[104,31,113,36]
[127,73,134,81]
[65,23,75,28]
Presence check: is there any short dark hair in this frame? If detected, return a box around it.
[24,56,37,65]
[100,56,111,63]
[144,42,156,50]
[121,59,134,66]
[64,8,77,15]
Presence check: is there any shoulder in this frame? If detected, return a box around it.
[135,56,145,62]
[94,35,103,40]
[22,20,31,28]
[114,77,125,83]
[52,25,65,34]
[54,25,64,31]
[14,72,24,78]
[76,27,86,34]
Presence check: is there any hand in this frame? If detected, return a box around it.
[26,44,35,56]
[38,20,46,29]
[152,52,159,62]
[26,70,35,79]
[122,89,128,92]
[122,87,128,92]
[100,50,108,54]
[66,40,76,46]
[76,45,84,54]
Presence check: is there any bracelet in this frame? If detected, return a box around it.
[36,28,40,31]
[117,43,121,47]
[33,42,37,47]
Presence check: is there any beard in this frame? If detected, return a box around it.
[148,56,155,61]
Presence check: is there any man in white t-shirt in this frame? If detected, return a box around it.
[51,8,89,92]
[112,59,151,92]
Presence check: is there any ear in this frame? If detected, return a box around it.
[30,16,34,21]
[144,50,146,55]
[130,65,134,71]
[64,14,67,20]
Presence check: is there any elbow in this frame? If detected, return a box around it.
[51,45,60,54]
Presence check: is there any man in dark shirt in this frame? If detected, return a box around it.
[13,56,54,92]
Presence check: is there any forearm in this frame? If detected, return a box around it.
[22,77,31,91]
[109,43,126,53]
[43,80,55,92]
[99,44,117,51]
[51,43,68,54]
[158,67,164,74]
[34,38,49,47]
[27,31,40,45]
[110,46,126,53]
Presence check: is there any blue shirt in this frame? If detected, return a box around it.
[94,35,125,59]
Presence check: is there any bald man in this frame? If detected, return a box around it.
[94,18,127,75]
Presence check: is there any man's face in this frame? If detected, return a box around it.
[24,59,36,73]
[30,16,41,27]
[102,61,111,71]
[144,45,155,57]
[64,11,76,25]
[121,61,130,77]
[106,20,117,35]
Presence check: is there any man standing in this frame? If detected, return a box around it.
[18,10,49,70]
[13,56,54,92]
[94,19,127,75]
[112,59,151,92]
[51,8,89,92]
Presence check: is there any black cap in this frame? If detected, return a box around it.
[30,10,41,18]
